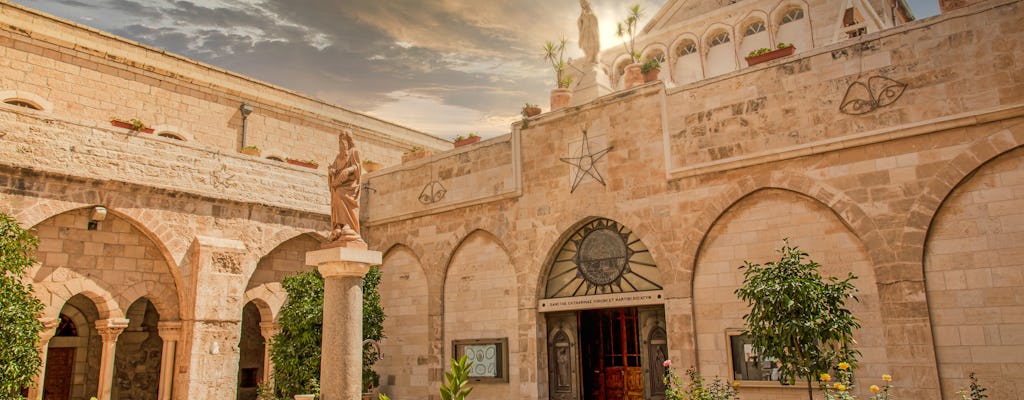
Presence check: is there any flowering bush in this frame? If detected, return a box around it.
[957,372,988,400]
[663,360,739,400]
[817,362,893,400]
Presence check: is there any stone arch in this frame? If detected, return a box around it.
[37,275,123,320]
[668,33,703,85]
[245,232,323,320]
[0,89,52,111]
[377,244,431,399]
[701,24,737,77]
[442,229,518,399]
[242,287,282,323]
[119,282,181,322]
[899,123,1024,267]
[674,170,884,297]
[769,0,814,52]
[691,188,886,390]
[921,142,1024,398]
[736,10,772,61]
[150,125,194,142]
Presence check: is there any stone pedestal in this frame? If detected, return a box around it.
[306,246,382,400]
[569,62,612,107]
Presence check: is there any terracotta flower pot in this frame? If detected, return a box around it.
[362,160,383,173]
[454,136,481,147]
[623,63,644,89]
[402,149,432,163]
[110,119,154,134]
[550,88,572,111]
[643,67,661,83]
[522,106,542,117]
[745,46,797,67]
[286,159,318,169]
[240,147,260,156]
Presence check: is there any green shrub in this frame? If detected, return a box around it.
[0,212,45,400]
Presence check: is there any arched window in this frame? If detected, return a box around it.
[56,314,78,337]
[3,99,42,110]
[744,21,767,36]
[676,40,698,56]
[266,156,284,162]
[157,132,185,141]
[781,8,805,24]
[709,32,731,46]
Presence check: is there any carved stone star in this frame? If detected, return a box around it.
[559,129,612,193]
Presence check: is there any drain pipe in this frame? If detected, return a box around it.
[239,103,254,149]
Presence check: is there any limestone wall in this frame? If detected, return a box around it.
[365,1,1024,399]
[0,0,450,168]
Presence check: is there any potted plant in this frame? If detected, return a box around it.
[454,133,480,147]
[240,145,261,156]
[616,5,644,89]
[641,57,663,83]
[362,159,383,173]
[522,103,542,117]
[401,146,431,163]
[110,117,154,134]
[543,38,573,110]
[286,158,319,169]
[745,42,796,66]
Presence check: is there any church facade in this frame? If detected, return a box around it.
[2,0,1023,398]
[364,0,1024,399]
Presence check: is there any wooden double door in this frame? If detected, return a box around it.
[547,307,667,400]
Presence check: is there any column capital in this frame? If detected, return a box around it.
[95,318,130,341]
[306,246,381,278]
[259,321,280,340]
[157,320,183,341]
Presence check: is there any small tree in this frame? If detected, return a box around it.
[267,270,324,399]
[362,265,386,391]
[734,241,860,400]
[615,5,644,63]
[0,212,45,399]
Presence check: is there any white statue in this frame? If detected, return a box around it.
[578,0,600,64]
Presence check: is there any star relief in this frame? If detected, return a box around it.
[559,129,612,193]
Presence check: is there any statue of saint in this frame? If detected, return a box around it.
[578,0,600,64]
[327,132,365,247]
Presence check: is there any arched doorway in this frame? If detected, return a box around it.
[44,295,102,400]
[237,302,266,400]
[112,298,162,400]
[541,218,666,400]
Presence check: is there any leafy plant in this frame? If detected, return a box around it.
[440,355,474,400]
[405,146,423,154]
[734,240,860,400]
[616,5,644,63]
[111,117,148,131]
[777,42,793,48]
[362,266,385,392]
[958,372,988,400]
[543,38,574,88]
[0,212,45,400]
[747,42,794,58]
[663,361,738,400]
[641,57,663,74]
[242,145,260,151]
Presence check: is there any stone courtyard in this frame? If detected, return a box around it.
[1,0,1023,399]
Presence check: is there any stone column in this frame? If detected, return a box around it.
[27,318,60,400]
[306,246,381,400]
[157,321,182,400]
[259,321,280,384]
[95,318,130,400]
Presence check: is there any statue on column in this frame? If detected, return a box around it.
[327,131,365,247]
[578,0,601,64]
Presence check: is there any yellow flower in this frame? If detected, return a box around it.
[882,374,892,382]
[820,373,831,382]
[838,362,850,370]
[835,383,847,391]
[870,385,880,393]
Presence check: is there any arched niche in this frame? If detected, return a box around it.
[113,298,163,400]
[376,244,430,399]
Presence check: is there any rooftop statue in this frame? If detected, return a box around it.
[327,131,366,247]
[578,0,600,64]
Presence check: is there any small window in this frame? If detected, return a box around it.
[4,99,41,110]
[676,40,698,56]
[56,314,78,337]
[644,51,665,63]
[157,132,185,141]
[744,21,766,36]
[781,8,805,24]
[728,332,781,382]
[266,156,284,162]
[452,338,509,383]
[710,32,731,47]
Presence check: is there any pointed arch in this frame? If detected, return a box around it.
[770,0,814,52]
[668,33,703,85]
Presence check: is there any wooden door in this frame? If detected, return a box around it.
[604,366,644,400]
[639,307,668,400]
[42,347,75,400]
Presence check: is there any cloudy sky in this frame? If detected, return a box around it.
[14,0,938,139]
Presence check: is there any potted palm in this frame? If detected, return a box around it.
[616,5,644,89]
[543,38,573,110]
[745,42,796,66]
